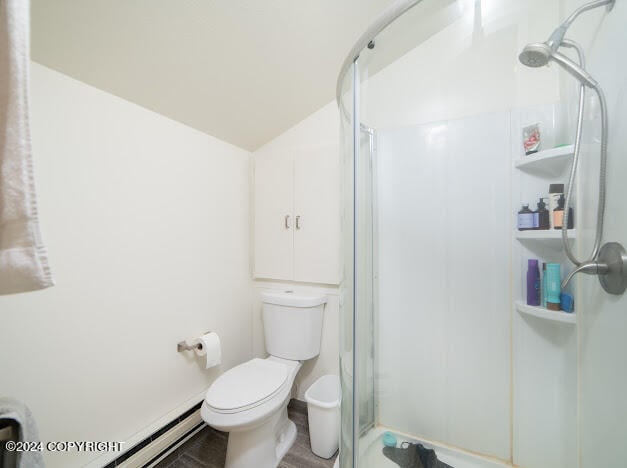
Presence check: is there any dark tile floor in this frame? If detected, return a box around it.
[155,400,337,468]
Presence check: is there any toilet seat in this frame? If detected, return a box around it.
[205,358,288,414]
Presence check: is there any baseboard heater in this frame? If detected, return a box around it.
[104,402,205,468]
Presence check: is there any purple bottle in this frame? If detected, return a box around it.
[527,259,540,306]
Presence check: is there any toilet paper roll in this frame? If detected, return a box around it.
[192,332,221,369]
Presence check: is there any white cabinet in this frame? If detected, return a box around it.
[253,144,341,284]
[253,150,294,280]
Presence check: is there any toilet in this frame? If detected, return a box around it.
[201,291,327,468]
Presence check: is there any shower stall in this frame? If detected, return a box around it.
[336,0,627,467]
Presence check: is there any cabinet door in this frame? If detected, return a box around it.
[293,144,341,284]
[253,151,294,280]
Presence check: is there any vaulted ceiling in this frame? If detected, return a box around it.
[31,0,397,150]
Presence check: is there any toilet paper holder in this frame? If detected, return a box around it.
[177,341,202,352]
[177,331,211,352]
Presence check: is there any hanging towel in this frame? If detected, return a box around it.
[0,397,45,468]
[0,0,53,294]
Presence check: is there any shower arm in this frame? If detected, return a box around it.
[563,0,615,27]
[547,0,615,52]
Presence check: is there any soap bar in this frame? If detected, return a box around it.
[383,432,397,448]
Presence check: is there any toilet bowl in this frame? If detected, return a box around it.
[201,291,327,468]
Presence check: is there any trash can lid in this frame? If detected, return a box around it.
[305,374,341,408]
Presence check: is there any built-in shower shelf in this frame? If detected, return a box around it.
[514,144,574,176]
[515,301,576,324]
[516,229,577,240]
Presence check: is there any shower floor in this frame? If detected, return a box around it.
[359,427,511,468]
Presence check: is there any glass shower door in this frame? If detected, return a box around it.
[338,62,377,468]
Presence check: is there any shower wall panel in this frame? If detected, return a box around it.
[376,111,511,460]
[566,1,627,466]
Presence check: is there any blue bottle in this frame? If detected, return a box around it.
[526,259,540,306]
[545,263,561,311]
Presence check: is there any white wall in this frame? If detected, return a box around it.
[376,111,512,460]
[0,64,252,467]
[509,104,577,468]
[559,1,627,467]
[359,0,561,130]
[252,102,341,400]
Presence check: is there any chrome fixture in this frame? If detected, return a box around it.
[519,0,615,71]
[177,340,203,352]
[519,0,626,295]
[562,243,627,295]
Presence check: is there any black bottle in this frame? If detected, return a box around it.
[553,194,574,229]
[536,198,550,230]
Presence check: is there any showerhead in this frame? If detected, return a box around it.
[519,43,552,68]
[519,0,613,81]
[519,41,598,87]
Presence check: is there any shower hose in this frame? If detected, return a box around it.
[560,39,608,272]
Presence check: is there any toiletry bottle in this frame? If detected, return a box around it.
[546,263,561,311]
[542,262,547,308]
[560,292,574,313]
[536,198,550,230]
[553,194,574,229]
[526,259,541,306]
[517,204,534,231]
[548,184,564,229]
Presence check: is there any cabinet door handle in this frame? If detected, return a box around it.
[284,215,291,229]
[296,215,301,230]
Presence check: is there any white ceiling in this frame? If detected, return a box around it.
[31,0,397,150]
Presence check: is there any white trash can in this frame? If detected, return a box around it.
[305,374,341,459]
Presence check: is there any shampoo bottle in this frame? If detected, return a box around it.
[526,259,540,306]
[553,194,574,229]
[548,184,564,229]
[546,263,561,311]
[536,198,550,230]
[518,204,534,231]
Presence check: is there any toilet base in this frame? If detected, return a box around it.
[224,403,296,468]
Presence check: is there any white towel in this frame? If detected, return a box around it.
[0,0,53,294]
[0,397,45,468]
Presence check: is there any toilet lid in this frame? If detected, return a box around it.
[205,358,288,412]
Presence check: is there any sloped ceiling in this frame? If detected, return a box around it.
[31,0,398,150]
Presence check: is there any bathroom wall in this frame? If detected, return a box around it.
[0,64,252,468]
[376,111,512,460]
[251,102,341,400]
[558,1,627,467]
[358,0,561,130]
[508,103,577,468]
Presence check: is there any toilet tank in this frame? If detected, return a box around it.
[261,291,327,360]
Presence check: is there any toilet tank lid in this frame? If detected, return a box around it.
[261,291,327,307]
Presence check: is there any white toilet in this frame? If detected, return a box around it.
[201,291,327,468]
